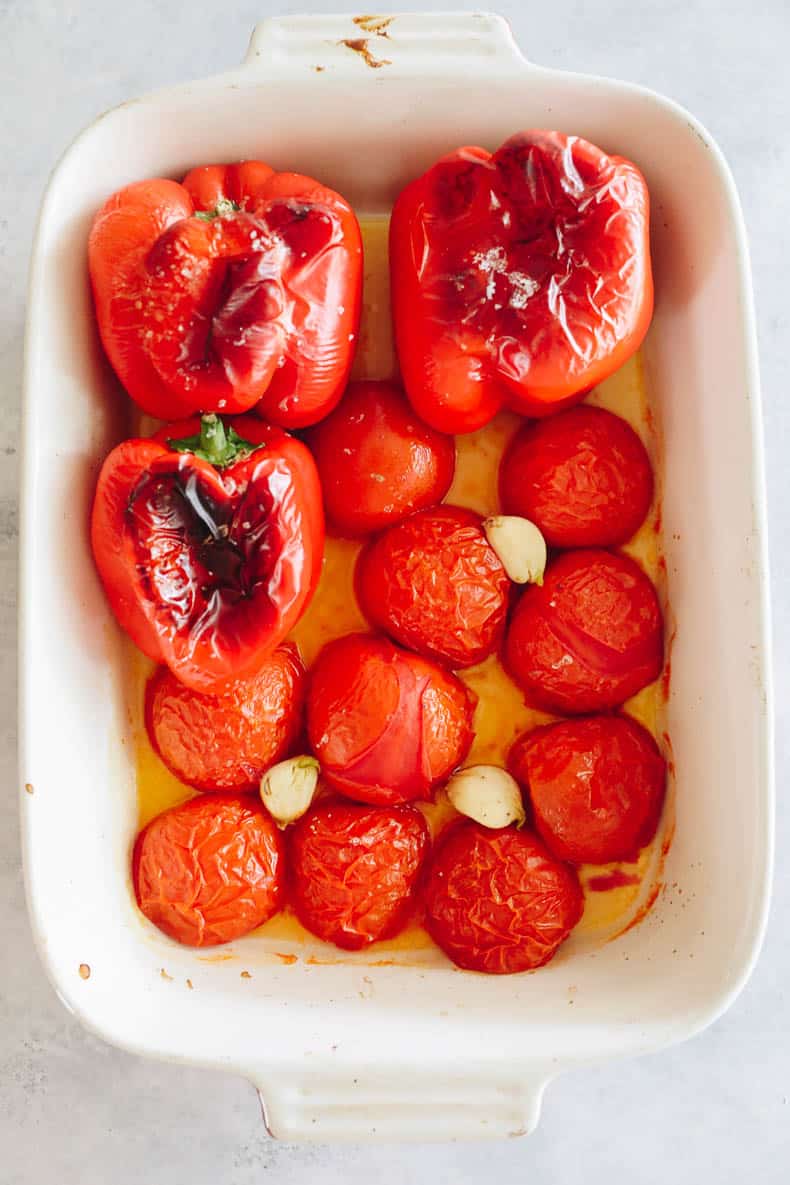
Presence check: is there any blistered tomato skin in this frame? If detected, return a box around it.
[424,821,583,974]
[355,506,510,668]
[509,716,666,865]
[146,643,305,792]
[88,162,362,426]
[305,381,456,536]
[499,406,654,548]
[390,131,653,434]
[90,415,324,692]
[505,549,663,714]
[289,801,430,949]
[306,633,475,805]
[133,794,285,946]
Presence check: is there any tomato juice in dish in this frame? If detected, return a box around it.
[127,214,670,959]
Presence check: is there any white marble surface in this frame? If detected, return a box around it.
[2,1,788,1180]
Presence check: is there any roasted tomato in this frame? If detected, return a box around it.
[424,820,583,974]
[289,800,429,949]
[306,633,475,805]
[305,380,455,536]
[499,406,654,548]
[390,131,652,433]
[133,794,285,946]
[88,161,362,425]
[91,414,323,692]
[509,715,666,864]
[355,506,510,668]
[505,549,663,714]
[146,643,305,792]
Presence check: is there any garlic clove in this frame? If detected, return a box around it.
[260,756,320,828]
[446,765,526,829]
[483,515,547,585]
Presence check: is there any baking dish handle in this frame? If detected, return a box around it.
[243,12,529,76]
[254,1067,550,1143]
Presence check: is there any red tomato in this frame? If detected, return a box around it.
[305,380,456,536]
[306,633,475,805]
[390,131,653,433]
[88,162,361,426]
[355,506,510,668]
[289,800,429,949]
[91,414,323,692]
[505,549,663,714]
[509,715,666,864]
[146,643,305,792]
[424,820,583,974]
[499,406,654,548]
[133,794,285,946]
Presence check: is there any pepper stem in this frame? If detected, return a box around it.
[194,197,240,222]
[168,414,265,469]
[196,414,228,466]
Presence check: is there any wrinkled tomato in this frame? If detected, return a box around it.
[289,800,429,949]
[145,642,305,793]
[306,380,456,536]
[306,633,475,805]
[133,794,285,946]
[499,405,654,548]
[89,161,361,425]
[509,715,666,864]
[505,549,663,714]
[390,131,653,433]
[355,506,510,668]
[424,820,583,974]
[91,414,323,692]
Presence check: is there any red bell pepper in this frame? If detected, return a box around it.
[89,161,362,426]
[91,414,324,692]
[390,131,653,434]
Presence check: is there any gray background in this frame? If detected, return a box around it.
[1,1,787,1181]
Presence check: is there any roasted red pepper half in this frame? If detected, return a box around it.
[89,160,362,426]
[91,413,324,692]
[390,131,653,433]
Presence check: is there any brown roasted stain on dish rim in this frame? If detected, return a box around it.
[240,970,252,979]
[186,978,194,990]
[352,14,394,37]
[159,967,173,981]
[78,963,91,980]
[24,782,34,795]
[275,951,298,965]
[339,38,392,68]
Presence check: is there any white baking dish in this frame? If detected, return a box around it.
[20,12,772,1142]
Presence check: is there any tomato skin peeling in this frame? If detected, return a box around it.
[306,633,475,806]
[499,405,654,549]
[505,549,663,714]
[134,794,285,947]
[509,715,666,865]
[146,642,305,793]
[425,820,583,974]
[356,506,510,668]
[289,800,429,949]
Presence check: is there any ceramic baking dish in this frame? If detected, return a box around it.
[20,12,772,1142]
